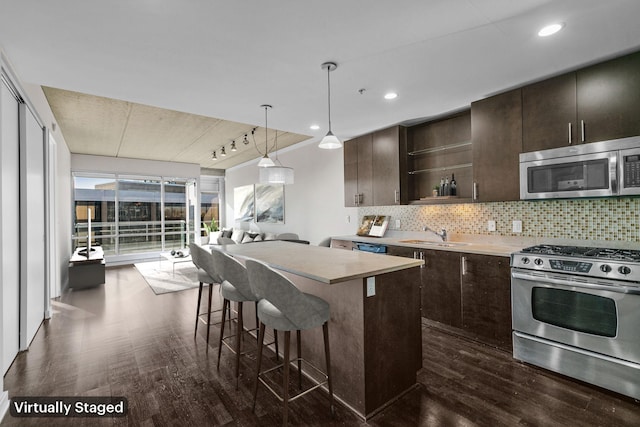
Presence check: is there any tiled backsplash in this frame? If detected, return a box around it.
[359,198,640,242]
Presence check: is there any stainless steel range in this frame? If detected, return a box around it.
[511,244,640,400]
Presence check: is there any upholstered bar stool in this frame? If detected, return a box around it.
[245,259,334,426]
[189,243,224,345]
[211,249,279,388]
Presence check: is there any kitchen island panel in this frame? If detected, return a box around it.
[286,266,422,419]
[280,271,367,415]
[364,266,421,415]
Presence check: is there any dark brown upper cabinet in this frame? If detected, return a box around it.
[471,89,523,202]
[577,51,640,143]
[343,126,407,207]
[522,73,577,151]
[344,133,373,207]
[523,51,640,152]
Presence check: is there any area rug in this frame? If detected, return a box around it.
[134,259,199,295]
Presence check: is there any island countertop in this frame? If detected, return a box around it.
[219,240,423,284]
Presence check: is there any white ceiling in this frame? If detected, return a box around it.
[1,0,640,169]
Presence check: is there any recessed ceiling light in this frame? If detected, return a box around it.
[384,92,398,100]
[310,124,320,130]
[538,23,564,37]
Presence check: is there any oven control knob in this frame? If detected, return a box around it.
[600,264,612,273]
[618,266,631,275]
[521,257,530,264]
[534,258,543,266]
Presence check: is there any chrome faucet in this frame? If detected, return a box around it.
[423,226,447,241]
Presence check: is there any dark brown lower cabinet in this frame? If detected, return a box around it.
[461,253,512,351]
[422,250,462,328]
[388,245,512,352]
[387,246,461,327]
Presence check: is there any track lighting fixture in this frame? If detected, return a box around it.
[231,140,237,151]
[220,146,227,157]
[211,151,217,160]
[243,134,250,145]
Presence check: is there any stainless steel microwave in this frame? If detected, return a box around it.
[520,135,640,200]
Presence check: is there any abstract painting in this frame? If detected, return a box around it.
[255,184,284,223]
[233,185,254,222]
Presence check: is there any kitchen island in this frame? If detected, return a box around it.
[220,241,423,420]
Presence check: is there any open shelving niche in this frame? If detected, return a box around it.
[407,140,473,205]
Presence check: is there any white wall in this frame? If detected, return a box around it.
[21,82,73,292]
[0,51,73,420]
[225,140,358,245]
[71,154,200,178]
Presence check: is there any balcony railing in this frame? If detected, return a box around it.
[72,220,194,256]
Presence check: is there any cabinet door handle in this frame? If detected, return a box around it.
[568,122,572,145]
[473,182,478,201]
[581,120,585,142]
[354,194,359,206]
[461,256,467,276]
[420,251,425,269]
[394,189,400,204]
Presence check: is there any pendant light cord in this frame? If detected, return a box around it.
[327,66,332,132]
[252,105,277,156]
[264,106,268,155]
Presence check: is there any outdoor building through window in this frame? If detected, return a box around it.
[72,173,198,260]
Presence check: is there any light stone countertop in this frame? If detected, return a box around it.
[333,231,640,257]
[219,240,423,284]
[332,233,527,258]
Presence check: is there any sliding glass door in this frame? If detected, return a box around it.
[118,176,162,254]
[73,173,196,259]
[74,174,117,255]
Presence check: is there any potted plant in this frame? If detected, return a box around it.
[202,218,219,235]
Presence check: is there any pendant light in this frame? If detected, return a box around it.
[256,104,276,167]
[258,105,294,185]
[319,61,342,149]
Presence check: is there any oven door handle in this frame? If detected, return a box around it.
[511,270,640,295]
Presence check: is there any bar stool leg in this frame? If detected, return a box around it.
[254,302,259,343]
[217,299,229,370]
[283,331,290,426]
[323,322,335,415]
[206,283,214,346]
[194,281,203,337]
[296,330,302,390]
[253,301,279,364]
[235,302,244,389]
[252,322,266,412]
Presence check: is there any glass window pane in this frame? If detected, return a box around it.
[73,173,199,259]
[532,287,617,337]
[73,175,117,256]
[201,191,220,229]
[118,178,162,253]
[164,179,187,250]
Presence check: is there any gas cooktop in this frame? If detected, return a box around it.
[513,244,640,281]
[521,244,640,262]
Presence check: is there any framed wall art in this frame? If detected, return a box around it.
[233,185,254,222]
[254,184,284,223]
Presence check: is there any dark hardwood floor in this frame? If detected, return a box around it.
[2,265,639,426]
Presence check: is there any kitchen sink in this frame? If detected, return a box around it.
[398,239,470,248]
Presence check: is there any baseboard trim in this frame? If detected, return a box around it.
[0,391,10,423]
